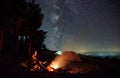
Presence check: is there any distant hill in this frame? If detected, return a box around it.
[82,51,120,59]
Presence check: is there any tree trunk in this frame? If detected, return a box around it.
[0,32,4,51]
[28,34,32,56]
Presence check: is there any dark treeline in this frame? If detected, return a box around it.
[0,0,48,58]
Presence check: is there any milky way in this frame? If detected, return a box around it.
[34,0,120,55]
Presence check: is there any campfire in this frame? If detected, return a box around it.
[20,50,94,74]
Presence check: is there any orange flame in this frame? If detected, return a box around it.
[47,61,59,71]
[47,55,63,71]
[47,51,81,72]
[32,51,38,64]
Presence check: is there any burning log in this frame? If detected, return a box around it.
[20,50,48,72]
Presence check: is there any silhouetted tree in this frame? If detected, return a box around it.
[0,0,43,31]
[0,0,46,57]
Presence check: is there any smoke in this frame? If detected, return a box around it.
[49,51,81,69]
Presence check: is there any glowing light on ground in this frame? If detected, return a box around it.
[47,51,81,72]
[47,61,60,72]
[54,51,62,55]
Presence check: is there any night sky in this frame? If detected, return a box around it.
[33,0,120,55]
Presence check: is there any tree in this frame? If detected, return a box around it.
[0,0,46,57]
[0,0,43,31]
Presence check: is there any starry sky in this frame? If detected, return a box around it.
[33,0,120,55]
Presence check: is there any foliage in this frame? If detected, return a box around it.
[0,0,43,31]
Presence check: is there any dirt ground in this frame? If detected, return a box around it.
[0,55,120,78]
